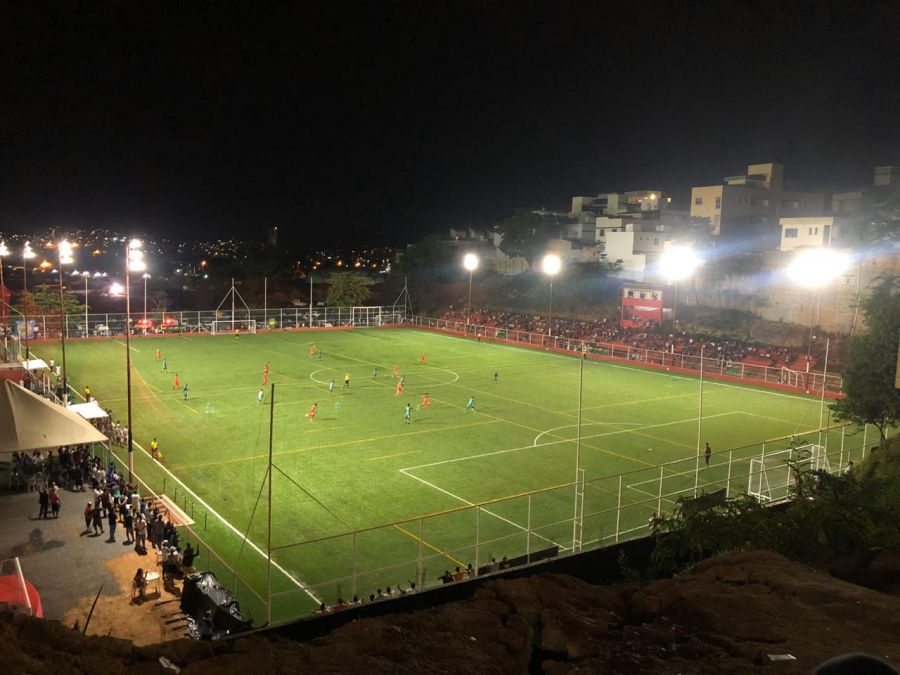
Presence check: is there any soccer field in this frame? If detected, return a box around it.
[41,327,865,621]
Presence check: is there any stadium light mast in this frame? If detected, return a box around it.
[124,239,146,479]
[142,273,151,334]
[463,253,478,326]
[56,240,74,404]
[542,254,561,337]
[787,248,849,369]
[21,242,36,362]
[0,241,9,321]
[659,245,702,326]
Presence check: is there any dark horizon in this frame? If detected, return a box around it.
[2,2,899,248]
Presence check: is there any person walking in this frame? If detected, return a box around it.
[108,508,118,542]
[92,505,104,535]
[704,442,712,467]
[83,502,94,534]
[49,484,61,518]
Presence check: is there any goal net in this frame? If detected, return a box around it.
[748,444,830,502]
[210,319,257,335]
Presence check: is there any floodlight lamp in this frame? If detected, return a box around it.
[129,238,143,250]
[787,249,849,287]
[130,259,147,272]
[542,254,561,276]
[109,282,125,296]
[463,253,479,271]
[58,240,74,260]
[0,241,9,257]
[142,273,151,279]
[23,242,36,259]
[659,246,701,281]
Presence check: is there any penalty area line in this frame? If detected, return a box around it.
[399,468,564,551]
[116,442,321,605]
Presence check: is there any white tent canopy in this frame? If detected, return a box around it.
[67,401,109,421]
[0,380,108,455]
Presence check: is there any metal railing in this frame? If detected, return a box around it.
[406,315,844,394]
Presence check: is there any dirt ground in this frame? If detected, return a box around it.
[62,552,188,646]
[5,549,900,675]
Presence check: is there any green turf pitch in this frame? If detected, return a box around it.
[44,329,835,616]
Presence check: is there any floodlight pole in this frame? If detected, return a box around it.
[266,382,274,625]
[84,274,89,337]
[572,343,585,551]
[466,268,474,326]
[57,253,68,405]
[694,344,705,497]
[548,275,554,337]
[818,338,830,448]
[125,246,135,480]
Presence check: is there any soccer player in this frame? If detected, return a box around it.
[421,393,431,408]
[162,359,168,373]
[182,384,189,401]
[705,442,712,467]
[84,385,91,399]
[150,438,159,459]
[493,372,499,383]
[465,396,476,412]
[392,365,399,378]
[328,379,335,394]
[372,367,378,379]
[262,372,269,386]
[405,403,411,425]
[343,373,351,389]
[395,381,403,396]
[399,375,405,386]
[235,329,240,339]
[310,345,316,358]
[173,374,180,390]
[420,353,426,365]
[264,361,270,374]
[307,403,317,421]
[257,389,264,404]
[317,350,323,361]
[156,349,161,361]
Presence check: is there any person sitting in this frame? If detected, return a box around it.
[132,568,147,600]
[439,570,454,584]
[452,566,465,582]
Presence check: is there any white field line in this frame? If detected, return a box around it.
[115,441,321,604]
[114,341,140,352]
[398,469,566,551]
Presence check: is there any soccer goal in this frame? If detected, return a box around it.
[210,319,257,335]
[748,444,830,502]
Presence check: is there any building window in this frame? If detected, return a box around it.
[782,200,800,209]
[713,214,721,229]
[627,290,634,298]
[651,293,659,300]
[841,276,855,285]
[749,197,769,207]
[695,197,703,206]
[715,196,721,209]
[639,292,647,299]
[784,228,799,238]
[653,237,660,246]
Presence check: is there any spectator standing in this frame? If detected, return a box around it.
[108,509,117,542]
[49,485,61,518]
[38,488,49,519]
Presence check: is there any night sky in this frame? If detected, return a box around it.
[2,1,898,248]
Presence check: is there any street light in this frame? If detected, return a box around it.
[787,248,849,365]
[463,253,478,326]
[21,242,36,362]
[124,239,146,479]
[542,254,561,337]
[659,245,702,325]
[57,240,74,404]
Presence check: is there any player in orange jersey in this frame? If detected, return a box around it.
[420,393,431,408]
[262,372,269,386]
[173,374,180,390]
[420,353,426,365]
[156,349,161,361]
[307,403,317,420]
[392,364,399,378]
[395,381,403,396]
[310,345,316,357]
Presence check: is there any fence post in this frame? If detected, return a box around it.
[862,424,868,459]
[163,477,167,495]
[657,465,664,515]
[526,495,532,558]
[475,506,481,568]
[417,518,425,588]
[726,450,733,498]
[615,475,622,542]
[352,531,358,599]
[204,513,208,531]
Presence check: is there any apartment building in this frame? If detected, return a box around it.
[691,163,823,241]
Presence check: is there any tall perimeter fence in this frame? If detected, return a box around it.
[4,305,873,627]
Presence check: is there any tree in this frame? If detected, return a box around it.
[494,209,553,265]
[148,290,171,311]
[394,234,455,281]
[15,284,86,316]
[857,186,900,243]
[831,276,900,441]
[326,273,371,307]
